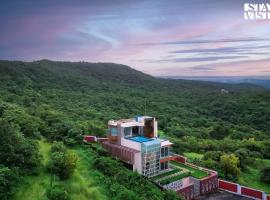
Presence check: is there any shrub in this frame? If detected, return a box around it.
[48,142,77,180]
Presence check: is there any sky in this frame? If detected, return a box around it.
[0,0,270,77]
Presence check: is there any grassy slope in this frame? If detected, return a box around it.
[239,159,270,194]
[13,140,51,200]
[62,148,107,200]
[13,140,106,200]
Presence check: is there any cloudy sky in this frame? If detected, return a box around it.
[1,0,270,76]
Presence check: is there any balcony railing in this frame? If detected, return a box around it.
[160,151,176,159]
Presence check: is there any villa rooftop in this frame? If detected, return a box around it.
[108,116,155,127]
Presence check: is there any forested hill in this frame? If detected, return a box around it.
[1,60,270,199]
[0,59,269,135]
[0,59,264,92]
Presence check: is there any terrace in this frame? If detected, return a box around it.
[150,160,209,187]
[150,168,182,182]
[170,161,208,179]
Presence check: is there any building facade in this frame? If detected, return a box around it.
[102,116,173,177]
[101,116,218,200]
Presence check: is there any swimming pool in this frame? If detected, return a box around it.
[129,136,152,143]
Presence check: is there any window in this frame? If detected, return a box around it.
[132,126,139,135]
[124,127,132,137]
[161,147,169,157]
[161,148,164,157]
[110,127,118,136]
[160,162,168,170]
[165,147,168,156]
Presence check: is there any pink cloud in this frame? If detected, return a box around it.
[151,58,270,76]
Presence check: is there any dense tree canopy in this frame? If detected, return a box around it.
[0,60,269,198]
[261,167,270,184]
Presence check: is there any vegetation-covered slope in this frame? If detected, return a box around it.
[0,60,269,199]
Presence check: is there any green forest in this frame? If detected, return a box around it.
[0,60,269,200]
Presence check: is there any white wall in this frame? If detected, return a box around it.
[121,138,141,151]
[133,152,142,174]
[154,120,158,137]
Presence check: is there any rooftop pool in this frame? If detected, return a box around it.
[129,136,153,143]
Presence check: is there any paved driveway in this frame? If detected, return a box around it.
[197,190,254,200]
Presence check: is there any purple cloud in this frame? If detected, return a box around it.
[0,0,270,77]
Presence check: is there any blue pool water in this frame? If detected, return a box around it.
[129,136,152,143]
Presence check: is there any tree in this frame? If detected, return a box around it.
[51,141,67,153]
[172,126,186,138]
[0,119,41,172]
[234,148,252,170]
[114,188,137,200]
[202,159,217,170]
[263,141,270,159]
[48,142,77,180]
[46,184,70,200]
[0,165,18,200]
[203,151,222,162]
[163,190,184,200]
[220,154,241,180]
[209,125,231,140]
[261,167,270,184]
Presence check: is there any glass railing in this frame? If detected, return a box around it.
[160,151,171,158]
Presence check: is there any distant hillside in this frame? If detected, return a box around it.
[159,76,270,89]
[0,59,269,134]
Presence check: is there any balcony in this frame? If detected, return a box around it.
[160,151,175,163]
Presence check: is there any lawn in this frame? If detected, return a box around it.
[12,140,106,200]
[170,161,208,179]
[159,172,190,185]
[238,159,270,194]
[150,168,181,181]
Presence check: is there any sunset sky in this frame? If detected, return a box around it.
[1,0,270,77]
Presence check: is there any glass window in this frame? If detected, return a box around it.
[160,162,168,170]
[165,147,168,157]
[110,127,118,136]
[132,126,139,135]
[161,148,165,157]
[161,147,168,157]
[124,127,132,137]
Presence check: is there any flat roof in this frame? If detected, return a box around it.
[108,116,154,126]
[160,140,173,147]
[128,136,153,143]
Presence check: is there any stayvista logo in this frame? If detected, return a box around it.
[244,3,270,19]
